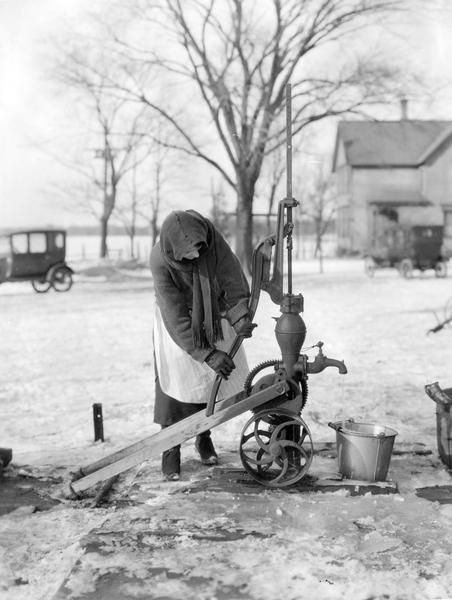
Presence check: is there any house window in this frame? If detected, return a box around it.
[444,210,452,238]
[337,167,350,194]
[337,206,350,237]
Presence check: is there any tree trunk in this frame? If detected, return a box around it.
[235,178,255,273]
[151,214,159,248]
[100,217,109,258]
[314,223,324,274]
[130,162,138,259]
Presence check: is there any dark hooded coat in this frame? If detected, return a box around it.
[150,210,250,363]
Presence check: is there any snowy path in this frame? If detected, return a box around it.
[1,260,452,599]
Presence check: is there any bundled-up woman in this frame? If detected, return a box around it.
[150,209,255,480]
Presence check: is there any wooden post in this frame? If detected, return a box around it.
[93,403,104,442]
[425,382,452,469]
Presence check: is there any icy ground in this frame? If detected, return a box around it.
[1,258,452,600]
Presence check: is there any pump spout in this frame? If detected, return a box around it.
[305,342,347,375]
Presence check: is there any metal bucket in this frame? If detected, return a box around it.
[328,420,398,481]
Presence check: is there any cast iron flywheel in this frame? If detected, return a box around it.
[239,408,314,488]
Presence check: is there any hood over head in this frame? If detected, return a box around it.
[159,210,211,264]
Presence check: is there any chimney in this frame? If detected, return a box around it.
[400,98,408,120]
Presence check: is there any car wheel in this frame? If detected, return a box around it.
[435,261,448,278]
[51,267,73,292]
[364,257,376,277]
[399,258,413,279]
[31,279,52,293]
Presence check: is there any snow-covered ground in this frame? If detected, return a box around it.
[1,258,452,600]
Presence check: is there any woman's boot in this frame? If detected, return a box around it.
[162,445,181,481]
[195,430,218,465]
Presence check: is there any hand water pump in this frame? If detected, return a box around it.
[205,84,347,487]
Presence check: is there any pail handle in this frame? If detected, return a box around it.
[328,421,391,438]
[328,420,354,432]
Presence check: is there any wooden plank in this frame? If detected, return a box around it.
[70,381,289,495]
[73,390,247,479]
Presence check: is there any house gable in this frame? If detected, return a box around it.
[332,120,452,170]
[419,126,452,165]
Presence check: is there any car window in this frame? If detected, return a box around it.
[29,233,47,253]
[0,236,10,257]
[11,233,28,254]
[54,233,64,249]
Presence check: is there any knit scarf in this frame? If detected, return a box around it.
[191,254,224,348]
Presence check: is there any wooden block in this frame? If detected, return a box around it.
[0,448,12,468]
[314,476,398,496]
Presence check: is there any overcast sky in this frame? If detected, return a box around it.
[1,0,452,230]
[0,0,90,229]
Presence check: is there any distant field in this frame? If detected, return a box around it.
[66,235,152,262]
[66,233,338,262]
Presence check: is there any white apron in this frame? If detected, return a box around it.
[153,304,250,403]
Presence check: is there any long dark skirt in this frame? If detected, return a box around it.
[154,374,206,427]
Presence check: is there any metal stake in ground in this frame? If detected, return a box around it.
[93,403,104,442]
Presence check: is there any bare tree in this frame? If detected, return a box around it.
[301,162,337,273]
[209,178,232,237]
[107,0,416,266]
[259,145,286,236]
[50,43,152,257]
[114,150,140,259]
[256,128,312,236]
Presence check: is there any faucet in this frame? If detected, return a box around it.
[304,341,347,375]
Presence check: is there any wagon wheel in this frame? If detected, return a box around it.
[364,256,376,278]
[31,279,52,293]
[239,408,314,488]
[435,261,448,278]
[399,258,413,279]
[51,267,73,292]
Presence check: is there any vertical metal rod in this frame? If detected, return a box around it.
[286,83,293,295]
[286,83,292,201]
[93,403,105,442]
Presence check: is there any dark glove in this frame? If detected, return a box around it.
[205,349,235,379]
[233,315,256,338]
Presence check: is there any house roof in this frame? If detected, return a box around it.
[369,189,431,207]
[332,120,452,170]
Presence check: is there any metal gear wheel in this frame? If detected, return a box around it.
[239,408,314,487]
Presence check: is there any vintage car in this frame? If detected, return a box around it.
[364,224,448,278]
[0,229,74,292]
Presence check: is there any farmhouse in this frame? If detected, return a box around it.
[332,107,452,258]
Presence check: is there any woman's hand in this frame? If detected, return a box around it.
[233,315,256,338]
[205,350,235,378]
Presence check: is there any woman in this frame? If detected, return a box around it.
[151,209,254,480]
